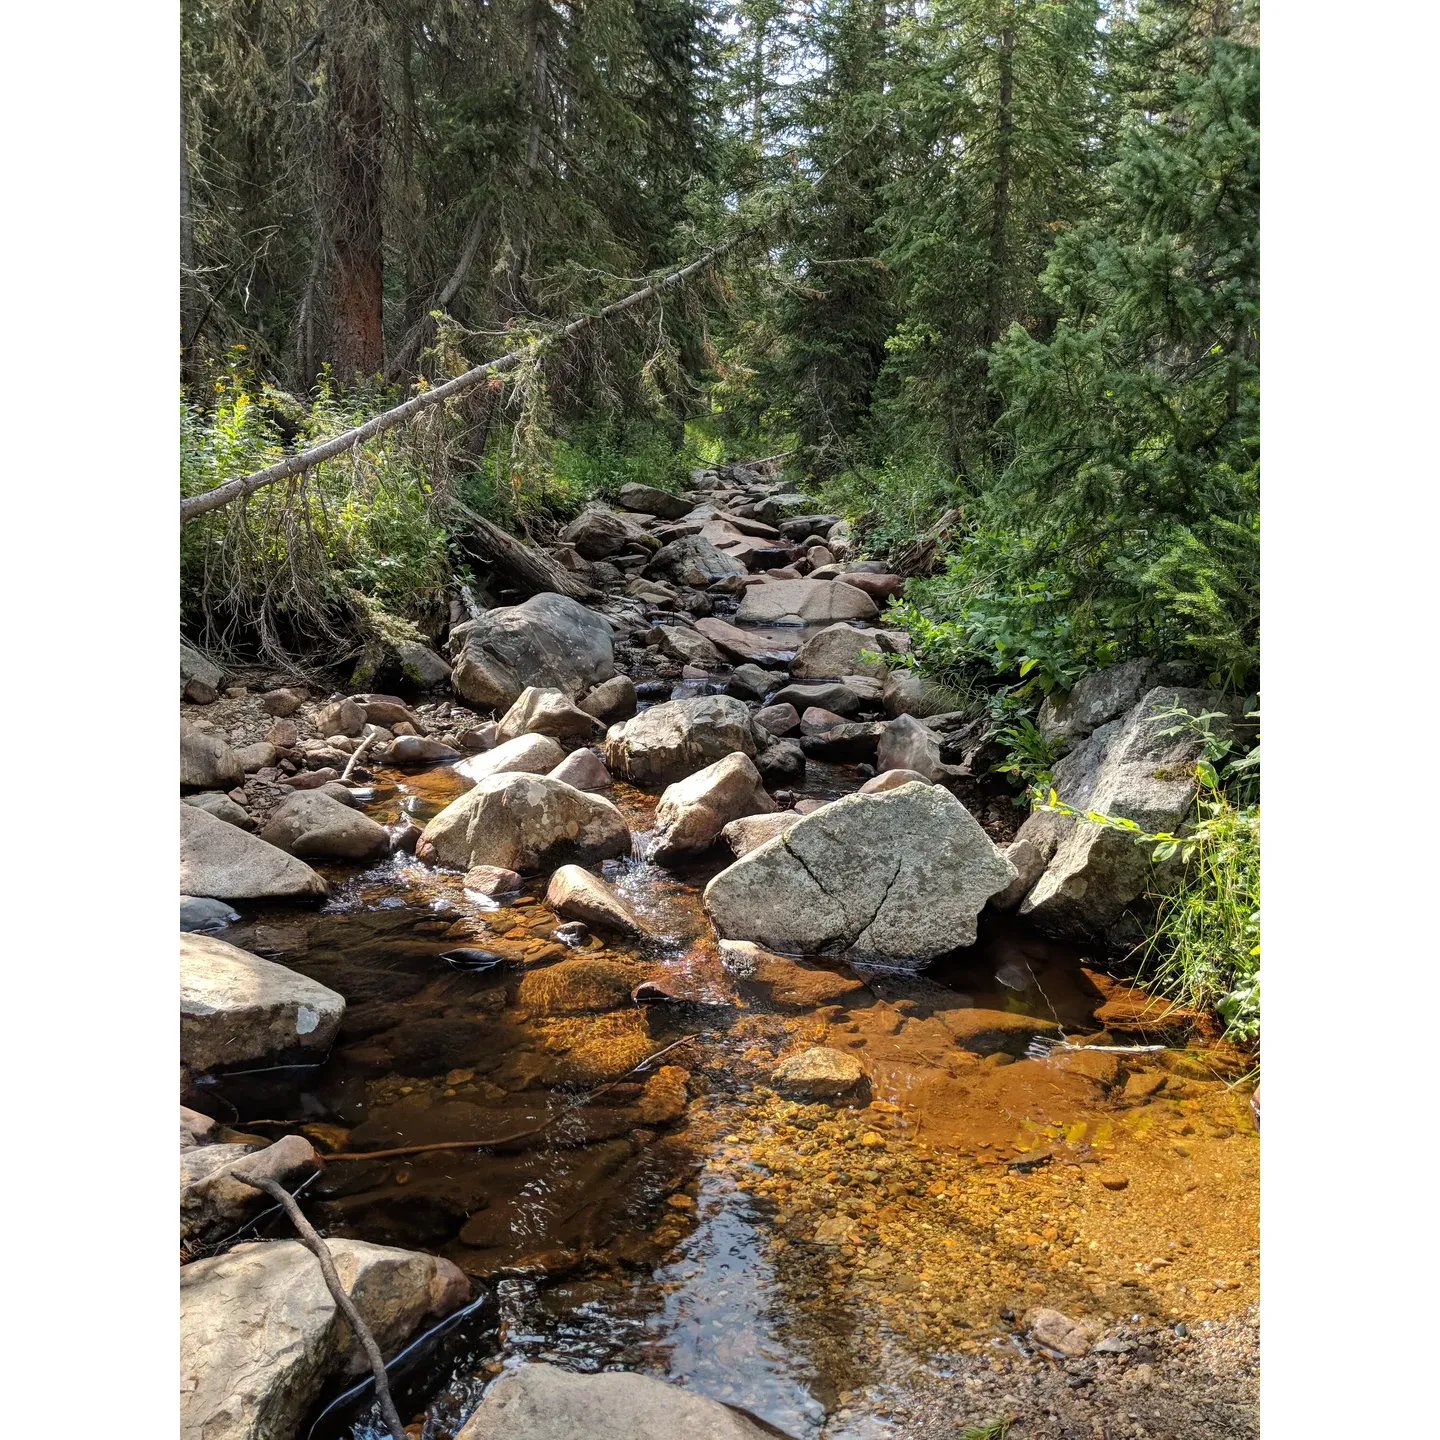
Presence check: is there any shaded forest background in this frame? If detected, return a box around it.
[181,0,1258,698]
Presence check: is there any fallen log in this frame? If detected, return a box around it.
[459,514,597,600]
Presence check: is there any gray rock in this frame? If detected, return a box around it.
[315,698,367,737]
[725,663,783,701]
[180,933,345,1073]
[181,722,244,792]
[351,693,424,729]
[578,674,637,723]
[859,768,932,795]
[1037,659,1159,747]
[451,593,615,712]
[559,503,650,560]
[650,623,723,668]
[232,742,279,774]
[876,713,945,781]
[180,803,328,901]
[546,865,645,936]
[181,1239,469,1440]
[1025,1307,1097,1357]
[1017,687,1247,938]
[455,733,567,786]
[799,706,848,735]
[735,578,878,625]
[721,810,802,857]
[798,720,886,762]
[417,772,631,874]
[454,1363,774,1440]
[753,702,800,737]
[183,792,254,830]
[881,669,950,718]
[603,694,757,785]
[497,686,605,744]
[181,642,224,703]
[180,895,240,932]
[754,492,817,525]
[793,627,890,689]
[388,734,463,765]
[463,864,522,895]
[643,535,746,587]
[181,1134,318,1250]
[547,748,612,791]
[392,640,453,689]
[703,783,1016,968]
[617,483,695,520]
[754,738,806,787]
[693,616,794,666]
[772,1046,865,1099]
[259,790,390,860]
[180,1105,219,1149]
[772,681,861,718]
[650,752,777,864]
[261,689,305,718]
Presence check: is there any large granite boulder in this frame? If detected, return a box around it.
[735,578,878,625]
[1016,686,1248,939]
[603,694,756,785]
[703,782,1015,969]
[259,790,390,860]
[180,1239,469,1440]
[1037,659,1159,748]
[455,733,567,786]
[454,1363,774,1440]
[693,616,795,666]
[417,772,631,874]
[643,535,746,587]
[180,933,345,1073]
[451,594,614,712]
[649,753,777,865]
[577,674,638,723]
[722,810,802,857]
[497,686,604,744]
[181,722,244,792]
[180,804,328,901]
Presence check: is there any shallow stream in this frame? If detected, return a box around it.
[192,701,1258,1439]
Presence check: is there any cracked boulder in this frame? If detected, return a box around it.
[1015,686,1249,938]
[603,694,756,785]
[649,752,777,864]
[703,781,1015,968]
[181,1239,469,1440]
[417,772,631,874]
[450,593,615,712]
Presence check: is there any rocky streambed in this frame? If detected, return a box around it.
[179,462,1258,1440]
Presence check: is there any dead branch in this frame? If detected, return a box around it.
[457,513,597,600]
[339,729,380,783]
[181,236,748,524]
[231,1170,407,1440]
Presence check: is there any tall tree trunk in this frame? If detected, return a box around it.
[984,23,1015,351]
[323,1,385,381]
[180,97,200,387]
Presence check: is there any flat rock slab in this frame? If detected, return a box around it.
[180,802,328,901]
[704,782,1016,969]
[455,1363,777,1440]
[180,1238,469,1440]
[735,578,878,625]
[181,933,345,1073]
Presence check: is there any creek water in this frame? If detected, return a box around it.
[191,699,1259,1439]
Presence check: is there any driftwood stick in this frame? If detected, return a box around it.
[231,1171,407,1440]
[339,729,380,783]
[325,1033,699,1163]
[458,514,597,600]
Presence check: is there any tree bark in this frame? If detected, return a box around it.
[323,1,385,381]
[984,24,1016,350]
[181,97,200,387]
